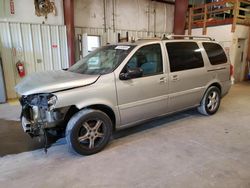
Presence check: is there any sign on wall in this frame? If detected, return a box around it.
[10,0,15,15]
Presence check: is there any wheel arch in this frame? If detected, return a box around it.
[64,104,117,131]
[86,104,116,131]
[209,82,221,92]
[199,81,222,105]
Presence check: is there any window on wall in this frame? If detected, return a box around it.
[126,44,163,76]
[202,42,227,65]
[87,36,101,52]
[166,42,204,72]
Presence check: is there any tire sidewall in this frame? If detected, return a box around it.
[66,109,112,155]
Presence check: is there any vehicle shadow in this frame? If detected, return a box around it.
[112,108,201,140]
[0,108,202,156]
[0,119,58,157]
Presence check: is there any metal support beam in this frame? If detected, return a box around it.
[63,0,75,66]
[151,0,175,5]
[173,0,189,35]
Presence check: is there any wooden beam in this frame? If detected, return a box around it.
[208,7,234,14]
[232,0,239,32]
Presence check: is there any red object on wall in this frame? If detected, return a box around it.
[63,0,75,66]
[10,0,15,15]
[16,61,25,78]
[173,0,189,35]
[230,64,234,77]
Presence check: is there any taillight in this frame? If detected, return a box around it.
[230,64,234,77]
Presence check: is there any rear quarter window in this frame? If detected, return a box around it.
[202,42,227,65]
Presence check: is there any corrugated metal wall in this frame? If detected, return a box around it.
[0,22,69,99]
[74,27,166,61]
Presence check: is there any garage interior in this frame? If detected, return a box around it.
[0,0,250,187]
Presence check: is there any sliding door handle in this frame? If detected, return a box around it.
[171,75,179,81]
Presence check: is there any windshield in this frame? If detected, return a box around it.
[68,45,135,75]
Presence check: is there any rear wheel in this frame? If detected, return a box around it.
[66,109,112,155]
[198,86,221,116]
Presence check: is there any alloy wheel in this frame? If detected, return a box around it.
[77,120,105,149]
[206,91,219,112]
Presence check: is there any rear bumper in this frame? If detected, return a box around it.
[221,80,232,97]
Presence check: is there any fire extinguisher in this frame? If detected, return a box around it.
[16,61,25,78]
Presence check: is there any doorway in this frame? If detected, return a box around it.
[0,39,6,103]
[81,34,101,58]
[234,39,247,82]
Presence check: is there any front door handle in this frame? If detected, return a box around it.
[159,77,167,83]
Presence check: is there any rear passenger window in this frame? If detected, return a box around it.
[202,42,227,65]
[166,42,204,72]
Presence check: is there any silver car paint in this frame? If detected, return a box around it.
[15,70,100,96]
[53,73,121,126]
[114,41,169,126]
[16,39,231,130]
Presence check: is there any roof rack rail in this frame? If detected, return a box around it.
[162,34,214,41]
[137,37,161,41]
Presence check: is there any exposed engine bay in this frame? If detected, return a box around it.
[20,93,67,137]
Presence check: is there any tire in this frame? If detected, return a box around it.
[66,109,112,155]
[198,86,221,116]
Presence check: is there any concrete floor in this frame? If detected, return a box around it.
[0,83,250,188]
[0,102,57,156]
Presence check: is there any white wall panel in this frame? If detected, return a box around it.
[59,27,69,69]
[41,25,53,71]
[50,26,62,70]
[31,24,45,72]
[75,0,174,34]
[74,26,166,61]
[0,22,16,99]
[21,24,36,75]
[0,22,69,99]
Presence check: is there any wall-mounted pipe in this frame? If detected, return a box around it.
[118,32,129,43]
[147,2,151,36]
[164,4,167,33]
[153,5,156,36]
[103,0,107,32]
[112,0,116,32]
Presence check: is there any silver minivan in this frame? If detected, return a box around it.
[16,35,232,155]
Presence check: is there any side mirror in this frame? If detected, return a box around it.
[119,67,143,80]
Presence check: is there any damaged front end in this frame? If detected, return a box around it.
[20,93,66,137]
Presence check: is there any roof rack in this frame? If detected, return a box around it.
[162,34,214,41]
[137,37,161,41]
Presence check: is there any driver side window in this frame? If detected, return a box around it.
[125,44,163,77]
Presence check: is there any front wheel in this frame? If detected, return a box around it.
[198,86,221,116]
[66,109,112,155]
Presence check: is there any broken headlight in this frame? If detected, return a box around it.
[20,93,58,111]
[47,95,57,110]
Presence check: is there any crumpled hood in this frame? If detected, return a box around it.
[15,70,100,96]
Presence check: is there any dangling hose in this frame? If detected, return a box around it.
[43,129,48,154]
[39,107,48,154]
